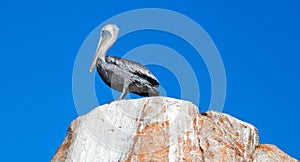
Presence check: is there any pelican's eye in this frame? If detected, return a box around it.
[102,30,111,37]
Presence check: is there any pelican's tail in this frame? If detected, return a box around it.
[148,87,160,97]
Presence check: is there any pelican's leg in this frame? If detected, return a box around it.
[119,79,130,99]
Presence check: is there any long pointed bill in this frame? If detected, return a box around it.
[89,36,103,72]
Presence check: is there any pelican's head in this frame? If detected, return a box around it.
[89,24,119,72]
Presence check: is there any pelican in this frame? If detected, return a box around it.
[89,24,160,99]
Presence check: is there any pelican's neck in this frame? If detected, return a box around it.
[99,34,117,62]
[99,41,112,62]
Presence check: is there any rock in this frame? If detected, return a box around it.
[252,144,298,162]
[197,111,259,161]
[52,97,298,162]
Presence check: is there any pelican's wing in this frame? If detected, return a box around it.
[105,56,159,86]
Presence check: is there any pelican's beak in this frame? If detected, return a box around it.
[89,36,103,72]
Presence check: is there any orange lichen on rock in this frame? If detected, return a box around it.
[126,120,170,161]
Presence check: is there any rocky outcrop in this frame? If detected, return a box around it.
[52,97,298,162]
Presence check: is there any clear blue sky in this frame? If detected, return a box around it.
[0,1,299,161]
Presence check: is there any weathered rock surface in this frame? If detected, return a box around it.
[52,97,298,162]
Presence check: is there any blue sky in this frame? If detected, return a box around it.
[0,0,299,161]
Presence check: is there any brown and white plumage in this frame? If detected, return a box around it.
[105,56,159,86]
